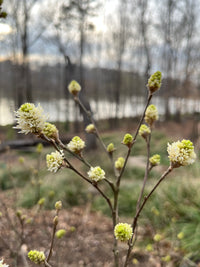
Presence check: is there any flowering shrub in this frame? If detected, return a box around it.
[12,71,197,267]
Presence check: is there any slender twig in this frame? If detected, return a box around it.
[123,166,173,267]
[58,139,91,168]
[136,133,151,212]
[41,133,114,214]
[132,93,152,144]
[46,210,59,263]
[44,260,53,267]
[74,97,112,159]
[104,178,116,193]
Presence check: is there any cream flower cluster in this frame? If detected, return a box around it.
[0,259,9,267]
[167,139,196,167]
[88,166,105,182]
[46,151,64,172]
[14,103,47,135]
[28,250,45,264]
[114,223,133,242]
[67,136,85,154]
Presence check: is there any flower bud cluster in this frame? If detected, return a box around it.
[85,124,95,133]
[46,151,64,173]
[67,136,85,154]
[167,139,196,168]
[139,124,151,139]
[107,143,115,153]
[14,103,47,135]
[56,229,66,239]
[149,154,160,166]
[147,71,162,94]
[122,133,133,147]
[88,166,105,182]
[28,250,45,264]
[43,122,58,140]
[68,80,81,96]
[145,105,158,126]
[114,223,133,242]
[115,157,125,170]
[55,201,62,210]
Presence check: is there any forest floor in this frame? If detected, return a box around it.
[0,118,200,266]
[0,193,186,267]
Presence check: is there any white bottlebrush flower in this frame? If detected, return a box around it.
[167,139,196,168]
[14,103,47,135]
[67,136,85,154]
[0,259,9,267]
[88,166,105,182]
[46,150,64,173]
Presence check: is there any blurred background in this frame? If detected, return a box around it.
[1,1,200,266]
[1,0,200,129]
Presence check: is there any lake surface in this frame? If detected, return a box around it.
[1,96,200,126]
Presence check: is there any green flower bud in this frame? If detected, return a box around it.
[68,80,81,96]
[114,223,133,242]
[18,156,25,164]
[42,122,59,140]
[56,229,66,239]
[53,216,59,225]
[36,143,43,153]
[115,157,125,170]
[55,201,62,210]
[146,244,153,252]
[149,154,160,166]
[132,258,139,265]
[147,71,162,94]
[16,210,22,218]
[85,124,95,133]
[177,232,184,240]
[26,218,33,224]
[161,255,171,262]
[107,143,115,153]
[139,124,151,139]
[145,105,159,126]
[38,198,45,206]
[28,250,45,264]
[153,234,162,242]
[70,226,76,232]
[122,133,133,147]
[48,190,55,199]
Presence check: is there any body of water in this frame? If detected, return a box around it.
[1,96,200,126]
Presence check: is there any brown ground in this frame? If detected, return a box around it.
[0,191,191,267]
[0,119,199,267]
